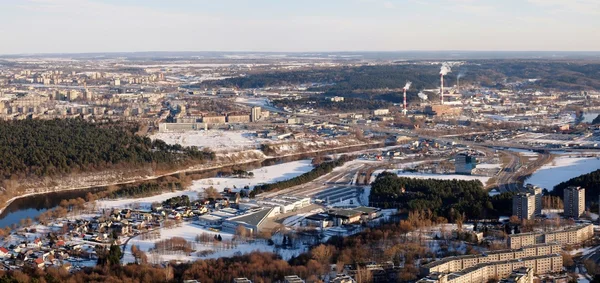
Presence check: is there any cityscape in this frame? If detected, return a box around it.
[1,1,600,283]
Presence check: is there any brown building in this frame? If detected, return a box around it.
[201,115,226,124]
[425,105,462,116]
[226,114,251,123]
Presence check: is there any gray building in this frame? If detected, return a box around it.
[221,207,276,234]
[455,153,476,175]
[564,186,585,219]
[513,193,536,220]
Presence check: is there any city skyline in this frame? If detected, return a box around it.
[1,0,600,54]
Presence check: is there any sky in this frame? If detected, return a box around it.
[0,0,599,54]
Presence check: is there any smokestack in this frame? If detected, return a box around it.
[457,76,460,94]
[402,81,411,115]
[440,74,444,105]
[403,88,407,115]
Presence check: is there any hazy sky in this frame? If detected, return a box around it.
[1,0,599,54]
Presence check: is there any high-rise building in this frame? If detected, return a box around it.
[251,106,262,122]
[513,193,536,220]
[455,153,476,175]
[526,184,543,216]
[564,186,585,219]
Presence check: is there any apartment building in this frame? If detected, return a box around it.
[418,254,561,283]
[564,186,585,219]
[507,224,593,249]
[422,243,561,275]
[513,193,537,220]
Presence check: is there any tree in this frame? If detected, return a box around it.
[203,187,221,199]
[562,252,575,268]
[108,244,122,266]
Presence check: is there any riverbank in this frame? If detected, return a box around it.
[0,140,387,217]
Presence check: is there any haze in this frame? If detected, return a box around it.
[1,0,599,54]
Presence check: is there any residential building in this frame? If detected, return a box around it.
[507,224,593,249]
[564,186,585,219]
[513,193,536,220]
[526,185,543,216]
[421,243,561,275]
[418,254,561,283]
[251,106,261,122]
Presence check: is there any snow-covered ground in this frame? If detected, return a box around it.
[476,163,502,169]
[123,223,306,264]
[97,160,313,209]
[151,130,270,152]
[371,170,490,184]
[526,156,600,191]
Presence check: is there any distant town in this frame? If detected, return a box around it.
[0,52,599,283]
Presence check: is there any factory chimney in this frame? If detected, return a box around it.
[440,74,444,105]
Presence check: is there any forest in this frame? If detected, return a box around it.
[193,60,600,102]
[0,119,214,179]
[250,155,353,197]
[369,172,513,220]
[272,97,392,112]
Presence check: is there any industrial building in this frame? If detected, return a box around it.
[221,207,278,234]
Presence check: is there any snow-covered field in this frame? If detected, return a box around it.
[151,130,269,152]
[97,160,313,209]
[371,170,490,184]
[191,159,314,192]
[123,223,306,264]
[476,163,501,169]
[526,156,600,191]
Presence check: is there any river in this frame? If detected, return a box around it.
[0,142,388,228]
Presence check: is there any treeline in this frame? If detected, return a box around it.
[369,172,512,219]
[273,97,392,112]
[102,179,188,199]
[194,64,444,102]
[194,61,600,96]
[250,155,353,197]
[0,119,214,179]
[550,168,600,205]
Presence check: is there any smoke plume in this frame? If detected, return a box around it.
[440,62,453,76]
[418,92,428,100]
[403,81,412,90]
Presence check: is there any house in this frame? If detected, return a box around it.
[34,257,44,269]
[0,247,9,257]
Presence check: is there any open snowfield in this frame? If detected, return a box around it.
[151,130,269,152]
[526,156,600,190]
[191,159,313,192]
[97,160,313,209]
[476,163,502,169]
[122,223,305,264]
[370,170,490,184]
